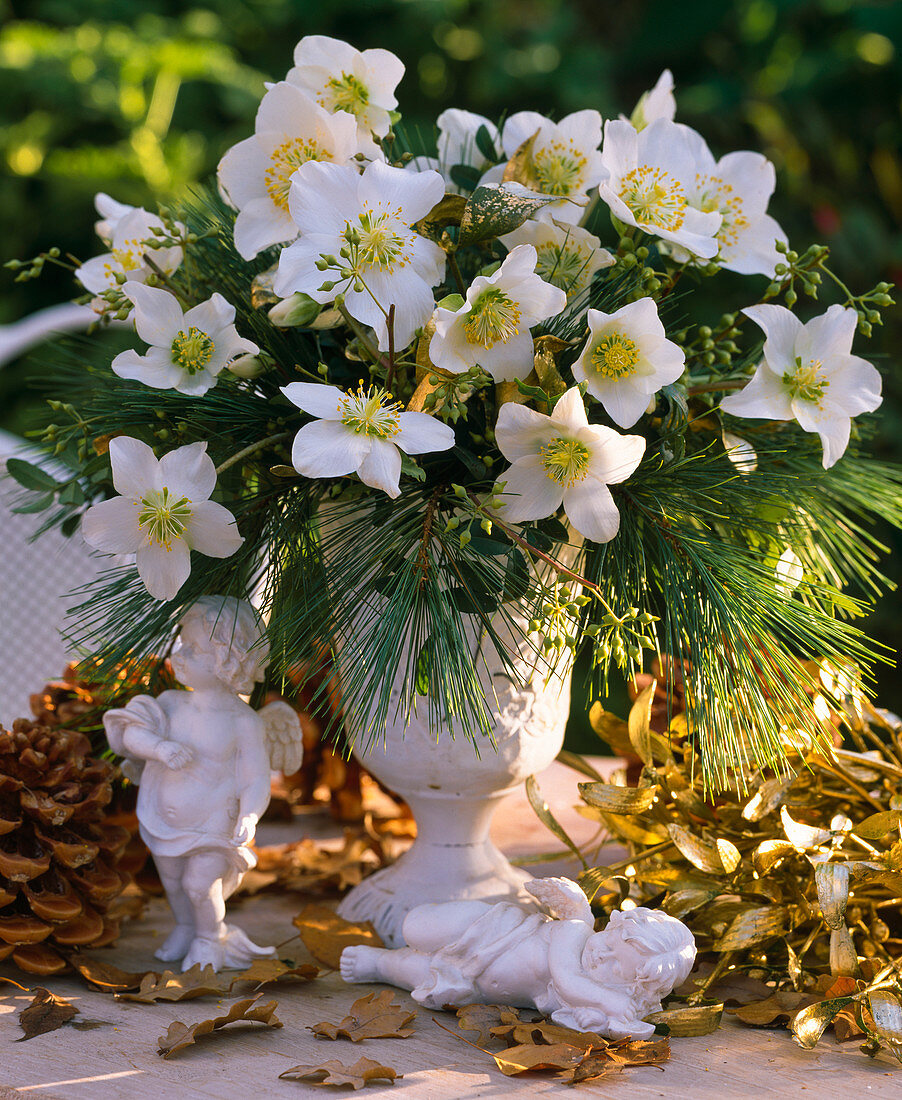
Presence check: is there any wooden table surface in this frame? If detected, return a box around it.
[2,760,899,1099]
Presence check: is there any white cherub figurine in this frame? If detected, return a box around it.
[103,595,303,971]
[341,877,696,1039]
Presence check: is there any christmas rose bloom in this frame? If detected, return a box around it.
[217,82,361,260]
[720,304,882,468]
[82,438,243,601]
[112,282,258,396]
[286,35,404,151]
[281,382,455,498]
[572,297,685,428]
[668,126,786,277]
[629,70,676,130]
[76,207,183,307]
[407,108,500,193]
[493,388,646,543]
[502,221,614,302]
[429,244,567,382]
[94,192,135,245]
[489,110,606,225]
[274,159,446,352]
[598,118,721,258]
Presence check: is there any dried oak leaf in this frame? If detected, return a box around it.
[231,957,319,990]
[564,1038,670,1084]
[493,1042,587,1076]
[293,903,383,970]
[279,1056,401,1089]
[727,990,816,1026]
[71,958,150,992]
[456,1004,521,1046]
[120,963,231,1003]
[157,995,282,1058]
[16,987,78,1040]
[500,1018,602,1051]
[310,990,416,1041]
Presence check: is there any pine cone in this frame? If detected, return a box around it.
[0,719,131,974]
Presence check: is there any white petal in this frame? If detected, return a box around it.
[395,412,456,455]
[286,160,360,236]
[494,402,557,461]
[742,304,803,371]
[594,381,654,429]
[136,542,191,602]
[183,499,243,557]
[502,111,550,157]
[429,310,477,374]
[825,354,882,414]
[173,371,218,397]
[359,159,446,225]
[76,254,118,295]
[109,436,160,497]
[478,329,538,382]
[551,388,590,432]
[716,150,775,213]
[803,304,858,360]
[291,419,370,477]
[817,417,852,469]
[274,237,336,301]
[721,363,794,420]
[183,293,235,335]
[563,479,621,543]
[233,198,297,261]
[81,496,143,553]
[583,429,646,484]
[217,136,265,209]
[719,213,784,277]
[600,119,639,184]
[495,454,563,522]
[124,282,184,346]
[357,437,402,498]
[159,442,216,501]
[281,382,344,419]
[111,347,184,390]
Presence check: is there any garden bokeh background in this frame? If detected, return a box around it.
[1,0,900,726]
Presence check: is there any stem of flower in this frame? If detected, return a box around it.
[141,253,191,305]
[334,300,392,374]
[215,432,291,476]
[687,378,748,396]
[385,304,397,395]
[447,252,466,296]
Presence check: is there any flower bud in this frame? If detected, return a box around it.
[228,354,265,379]
[269,293,323,328]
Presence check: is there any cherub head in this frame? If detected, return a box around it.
[171,596,269,693]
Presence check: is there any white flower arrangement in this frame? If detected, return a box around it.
[16,40,897,783]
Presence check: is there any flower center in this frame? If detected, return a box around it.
[323,71,370,117]
[619,165,686,231]
[110,236,145,274]
[532,143,587,197]
[540,436,591,487]
[171,327,215,374]
[265,137,329,212]
[464,288,522,348]
[338,385,403,438]
[347,207,409,271]
[137,487,192,550]
[591,333,639,378]
[536,243,591,295]
[783,357,829,404]
[695,174,747,249]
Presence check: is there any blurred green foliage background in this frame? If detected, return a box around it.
[1,0,900,719]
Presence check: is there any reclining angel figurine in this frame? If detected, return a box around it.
[103,595,303,971]
[341,876,696,1039]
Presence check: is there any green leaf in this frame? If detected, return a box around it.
[522,525,553,553]
[60,513,81,537]
[451,445,487,479]
[415,638,433,696]
[399,455,426,482]
[449,164,482,193]
[458,183,558,245]
[5,458,59,491]
[474,124,498,162]
[59,481,85,506]
[11,492,55,513]
[502,549,529,602]
[537,517,569,544]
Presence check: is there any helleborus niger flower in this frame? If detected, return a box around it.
[94,192,135,245]
[489,110,605,225]
[629,70,676,130]
[598,118,721,258]
[112,282,258,396]
[664,127,786,277]
[572,297,685,427]
[493,388,646,543]
[281,382,455,498]
[274,159,446,351]
[502,221,614,302]
[76,208,184,307]
[408,108,500,193]
[217,82,361,261]
[82,438,243,601]
[429,244,567,382]
[720,304,882,468]
[286,35,404,151]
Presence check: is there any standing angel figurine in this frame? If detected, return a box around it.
[341,877,696,1039]
[103,596,303,971]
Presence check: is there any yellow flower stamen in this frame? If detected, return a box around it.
[532,142,587,197]
[591,333,639,378]
[137,487,192,551]
[695,174,747,249]
[619,164,686,231]
[322,71,370,117]
[536,243,591,294]
[265,137,329,213]
[784,357,828,404]
[171,327,215,375]
[347,206,409,271]
[540,437,591,487]
[464,288,522,348]
[338,385,403,438]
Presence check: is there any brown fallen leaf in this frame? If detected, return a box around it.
[500,1018,602,1051]
[456,1004,520,1046]
[727,990,816,1026]
[833,1003,866,1041]
[293,903,383,970]
[16,988,79,1041]
[564,1038,670,1084]
[157,995,282,1058]
[119,963,231,1003]
[231,957,319,990]
[71,958,150,992]
[310,990,416,1041]
[279,1056,402,1089]
[493,1041,587,1076]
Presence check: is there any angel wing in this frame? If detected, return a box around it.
[259,700,304,775]
[525,876,594,925]
[102,693,168,786]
